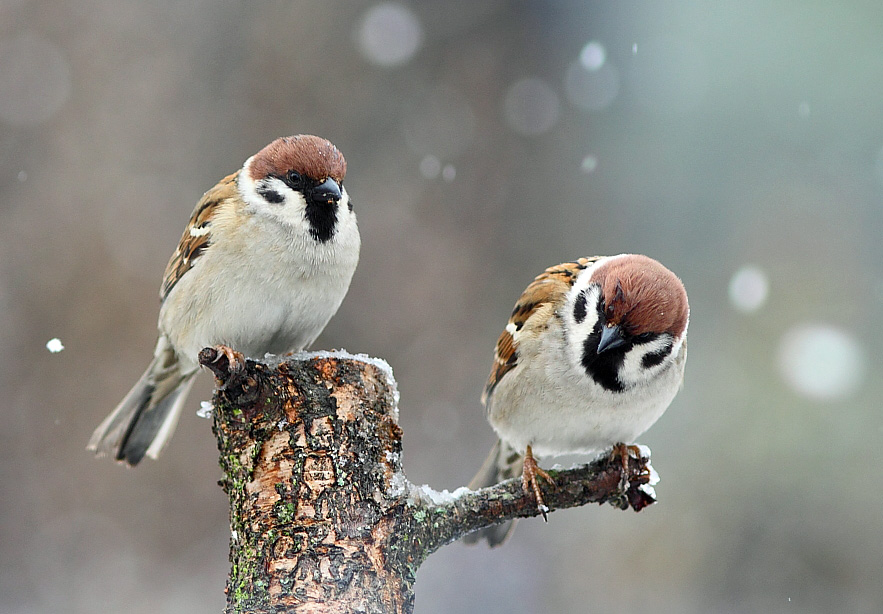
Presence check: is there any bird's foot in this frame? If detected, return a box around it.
[214,345,247,375]
[522,445,554,521]
[610,442,647,491]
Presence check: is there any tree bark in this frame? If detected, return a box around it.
[199,348,657,614]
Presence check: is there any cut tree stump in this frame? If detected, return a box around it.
[198,348,657,614]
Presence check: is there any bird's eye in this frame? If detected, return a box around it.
[634,331,655,342]
[286,170,303,189]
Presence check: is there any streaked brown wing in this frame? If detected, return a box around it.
[482,257,603,403]
[160,172,239,302]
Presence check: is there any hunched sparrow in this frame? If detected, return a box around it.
[466,254,688,545]
[88,135,360,465]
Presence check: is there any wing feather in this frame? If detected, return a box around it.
[482,257,603,403]
[160,172,238,301]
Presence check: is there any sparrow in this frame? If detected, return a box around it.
[465,254,688,546]
[88,135,360,466]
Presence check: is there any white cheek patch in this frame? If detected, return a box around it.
[255,179,285,204]
[563,273,602,369]
[618,334,674,387]
[239,160,297,210]
[237,156,258,202]
[258,176,296,205]
[240,171,309,227]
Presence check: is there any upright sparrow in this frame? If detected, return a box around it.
[89,135,360,465]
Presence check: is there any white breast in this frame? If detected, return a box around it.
[158,204,360,369]
[486,317,686,458]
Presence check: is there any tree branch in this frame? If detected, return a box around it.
[199,348,657,614]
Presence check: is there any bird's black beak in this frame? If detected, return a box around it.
[310,178,341,206]
[597,324,627,354]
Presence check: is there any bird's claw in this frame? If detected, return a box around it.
[522,445,554,521]
[214,345,246,376]
[610,442,647,491]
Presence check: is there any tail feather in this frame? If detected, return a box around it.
[122,374,195,465]
[463,439,524,547]
[88,341,196,466]
[87,368,156,459]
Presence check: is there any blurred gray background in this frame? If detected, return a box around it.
[2,1,882,612]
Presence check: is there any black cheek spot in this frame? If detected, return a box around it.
[258,187,284,204]
[348,198,354,212]
[642,344,672,369]
[573,291,587,323]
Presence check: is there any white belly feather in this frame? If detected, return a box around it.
[158,209,359,369]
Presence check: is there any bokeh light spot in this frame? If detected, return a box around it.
[0,33,71,126]
[356,3,423,67]
[581,155,599,173]
[419,155,441,179]
[778,324,866,401]
[503,78,560,136]
[579,41,606,71]
[798,101,811,119]
[728,265,769,313]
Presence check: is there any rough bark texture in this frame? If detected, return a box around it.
[199,348,657,614]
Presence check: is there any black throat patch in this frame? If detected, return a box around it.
[581,324,628,392]
[304,191,339,243]
[580,325,670,392]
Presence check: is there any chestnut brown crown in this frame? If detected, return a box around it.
[590,254,688,337]
[249,134,347,183]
